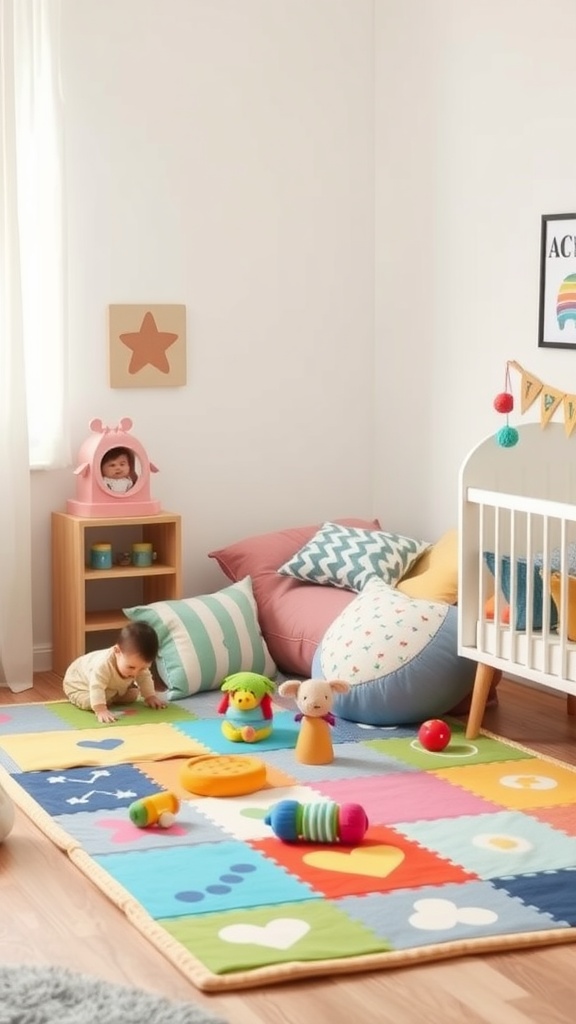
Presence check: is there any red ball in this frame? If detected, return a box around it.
[418,719,451,752]
[493,392,514,414]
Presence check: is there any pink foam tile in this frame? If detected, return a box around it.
[312,771,502,827]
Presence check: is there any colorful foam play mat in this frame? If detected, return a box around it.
[1,694,576,992]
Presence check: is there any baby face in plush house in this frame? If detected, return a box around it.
[100,446,137,494]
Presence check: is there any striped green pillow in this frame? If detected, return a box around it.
[123,576,276,700]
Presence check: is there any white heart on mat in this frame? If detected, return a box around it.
[219,918,310,949]
[409,898,497,931]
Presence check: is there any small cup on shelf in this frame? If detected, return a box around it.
[132,542,154,567]
[90,543,113,570]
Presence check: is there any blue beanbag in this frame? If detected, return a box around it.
[311,578,476,726]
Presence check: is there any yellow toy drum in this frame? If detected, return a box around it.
[180,754,267,797]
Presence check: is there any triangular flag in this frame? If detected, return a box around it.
[541,386,565,427]
[513,363,542,413]
[563,394,576,437]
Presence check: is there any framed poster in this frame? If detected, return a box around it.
[108,304,187,387]
[538,213,576,349]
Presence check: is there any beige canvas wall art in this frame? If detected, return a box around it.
[108,304,187,388]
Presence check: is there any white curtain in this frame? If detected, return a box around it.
[0,0,67,691]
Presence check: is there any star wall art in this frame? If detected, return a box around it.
[108,304,187,388]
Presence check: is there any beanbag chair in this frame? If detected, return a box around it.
[312,578,476,725]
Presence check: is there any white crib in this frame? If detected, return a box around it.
[458,422,576,737]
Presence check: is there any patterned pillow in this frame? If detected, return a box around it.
[277,521,430,592]
[123,576,276,700]
[312,578,475,725]
[483,552,558,632]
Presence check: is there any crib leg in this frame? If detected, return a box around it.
[567,694,576,717]
[465,663,496,739]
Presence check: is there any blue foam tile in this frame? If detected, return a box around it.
[13,763,158,815]
[173,711,299,753]
[95,840,315,919]
[55,801,230,855]
[339,877,567,948]
[260,741,418,783]
[491,866,576,925]
[331,718,415,743]
[0,704,73,735]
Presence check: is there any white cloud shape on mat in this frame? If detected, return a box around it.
[219,918,310,949]
[409,898,498,931]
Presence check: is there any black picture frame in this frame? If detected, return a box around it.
[538,212,576,349]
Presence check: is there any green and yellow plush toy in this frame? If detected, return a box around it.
[217,671,276,742]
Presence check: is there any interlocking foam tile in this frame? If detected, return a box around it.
[253,824,474,899]
[159,899,390,975]
[135,756,296,798]
[170,692,225,719]
[312,772,501,825]
[366,731,531,771]
[339,878,567,947]
[55,801,229,855]
[0,703,73,735]
[528,804,576,836]
[433,759,576,810]
[491,866,576,924]
[4,697,576,993]
[172,712,300,753]
[95,841,315,918]
[331,719,415,743]
[12,763,157,815]
[194,785,329,841]
[397,808,576,878]
[49,701,198,729]
[1,724,209,770]
[258,741,416,783]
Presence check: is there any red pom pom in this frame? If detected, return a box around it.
[493,392,514,414]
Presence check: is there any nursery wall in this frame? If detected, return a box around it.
[30,0,376,666]
[30,0,576,668]
[374,0,576,542]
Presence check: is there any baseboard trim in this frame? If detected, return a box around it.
[34,644,53,674]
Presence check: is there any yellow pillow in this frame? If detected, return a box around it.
[548,572,576,641]
[396,528,458,604]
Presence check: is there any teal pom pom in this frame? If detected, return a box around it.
[496,426,519,448]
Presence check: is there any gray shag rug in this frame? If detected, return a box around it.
[0,966,228,1024]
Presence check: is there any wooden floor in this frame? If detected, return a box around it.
[1,674,575,1024]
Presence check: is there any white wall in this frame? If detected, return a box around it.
[32,0,576,667]
[374,0,576,541]
[31,0,375,663]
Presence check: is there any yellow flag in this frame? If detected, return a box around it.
[541,386,564,427]
[563,394,576,437]
[509,361,543,413]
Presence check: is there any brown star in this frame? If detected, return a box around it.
[119,311,178,374]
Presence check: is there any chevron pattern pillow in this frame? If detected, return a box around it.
[277,522,430,592]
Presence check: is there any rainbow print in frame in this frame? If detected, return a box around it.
[538,213,576,349]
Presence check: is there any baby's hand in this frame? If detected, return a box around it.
[145,694,167,710]
[96,707,117,724]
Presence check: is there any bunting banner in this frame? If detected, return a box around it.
[508,361,576,436]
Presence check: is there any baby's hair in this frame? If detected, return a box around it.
[101,446,132,470]
[117,621,159,662]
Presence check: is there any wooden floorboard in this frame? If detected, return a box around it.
[0,674,575,1023]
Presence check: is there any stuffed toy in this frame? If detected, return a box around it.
[217,671,276,742]
[278,677,350,764]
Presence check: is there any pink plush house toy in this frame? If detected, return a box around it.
[66,417,161,518]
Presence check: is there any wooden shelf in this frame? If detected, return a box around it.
[83,564,178,581]
[51,511,182,676]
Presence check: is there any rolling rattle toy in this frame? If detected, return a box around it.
[265,799,369,844]
[128,791,180,828]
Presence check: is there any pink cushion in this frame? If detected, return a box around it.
[208,518,380,677]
